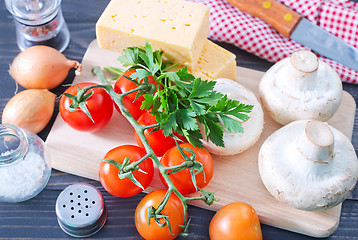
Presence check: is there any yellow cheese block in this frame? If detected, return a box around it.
[191,40,236,81]
[96,0,210,70]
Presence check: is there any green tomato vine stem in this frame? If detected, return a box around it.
[91,66,216,233]
[73,84,108,102]
[121,153,152,173]
[142,123,160,130]
[78,41,251,236]
[163,161,193,172]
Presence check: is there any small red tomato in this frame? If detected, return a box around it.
[114,69,156,120]
[134,111,186,157]
[135,189,185,240]
[160,143,214,195]
[209,202,262,240]
[99,145,154,198]
[59,82,113,132]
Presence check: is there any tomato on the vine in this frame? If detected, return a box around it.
[135,189,185,240]
[98,145,154,198]
[114,69,156,120]
[134,111,186,157]
[160,143,214,195]
[59,82,113,132]
[209,202,262,240]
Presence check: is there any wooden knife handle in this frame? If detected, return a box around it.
[226,0,302,37]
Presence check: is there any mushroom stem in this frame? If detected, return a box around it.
[288,50,319,92]
[295,121,335,172]
[276,50,319,94]
[259,119,358,210]
[289,50,319,73]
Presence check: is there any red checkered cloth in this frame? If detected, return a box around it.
[188,0,358,84]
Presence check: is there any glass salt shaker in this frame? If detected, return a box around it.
[5,0,70,52]
[0,124,52,202]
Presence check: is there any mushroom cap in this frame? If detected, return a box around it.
[259,50,342,125]
[258,120,358,211]
[201,78,264,155]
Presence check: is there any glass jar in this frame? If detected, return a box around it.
[5,0,70,52]
[0,124,51,202]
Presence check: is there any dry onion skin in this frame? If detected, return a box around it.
[9,45,82,90]
[2,89,56,134]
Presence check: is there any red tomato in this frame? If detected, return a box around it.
[134,111,185,157]
[160,143,214,195]
[135,189,185,240]
[209,202,262,240]
[99,145,154,198]
[59,82,113,132]
[114,69,156,120]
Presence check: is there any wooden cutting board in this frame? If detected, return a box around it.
[46,39,356,238]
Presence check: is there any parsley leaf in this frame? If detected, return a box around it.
[115,43,253,148]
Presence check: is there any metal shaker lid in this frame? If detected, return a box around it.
[55,183,107,238]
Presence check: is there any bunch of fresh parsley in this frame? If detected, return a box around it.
[108,42,253,148]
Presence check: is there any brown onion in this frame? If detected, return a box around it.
[2,89,56,134]
[9,45,82,90]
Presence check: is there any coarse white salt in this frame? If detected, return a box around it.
[0,151,48,201]
[1,150,14,156]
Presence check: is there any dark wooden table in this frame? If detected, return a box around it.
[1,0,358,239]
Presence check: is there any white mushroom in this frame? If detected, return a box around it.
[258,120,358,211]
[201,78,264,155]
[259,50,342,125]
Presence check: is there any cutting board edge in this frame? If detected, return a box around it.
[45,39,357,238]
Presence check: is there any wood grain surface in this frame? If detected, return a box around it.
[1,0,358,239]
[45,40,356,238]
[225,0,302,37]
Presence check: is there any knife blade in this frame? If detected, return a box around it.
[226,0,358,71]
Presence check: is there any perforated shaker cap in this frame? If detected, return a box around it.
[55,183,107,237]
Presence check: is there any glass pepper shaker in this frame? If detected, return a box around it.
[0,124,52,202]
[5,0,70,52]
